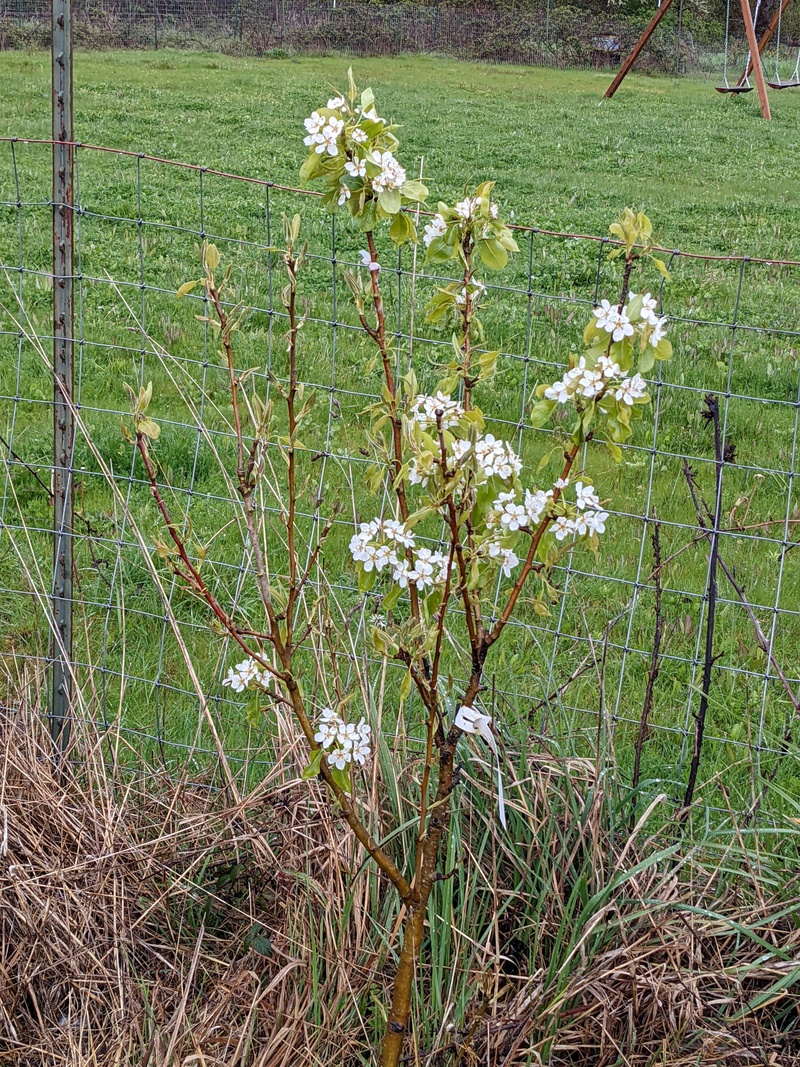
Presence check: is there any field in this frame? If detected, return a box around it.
[4,47,800,1067]
[2,51,800,809]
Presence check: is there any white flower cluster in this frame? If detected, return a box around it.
[488,487,551,533]
[349,519,453,591]
[423,214,447,247]
[314,707,371,769]
[222,657,270,694]
[411,391,465,431]
[474,434,522,480]
[454,196,498,221]
[372,150,406,194]
[454,280,486,308]
[486,539,520,578]
[550,480,609,541]
[545,355,648,406]
[595,293,668,348]
[303,112,345,157]
[487,478,608,544]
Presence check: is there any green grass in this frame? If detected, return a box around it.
[2,50,800,817]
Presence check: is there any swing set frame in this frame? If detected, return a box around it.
[604,0,796,121]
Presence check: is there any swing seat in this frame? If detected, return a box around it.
[767,79,800,89]
[715,84,754,93]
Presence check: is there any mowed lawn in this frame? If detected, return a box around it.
[2,49,800,255]
[2,49,800,811]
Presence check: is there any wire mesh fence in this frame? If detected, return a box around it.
[0,0,757,76]
[1,135,800,813]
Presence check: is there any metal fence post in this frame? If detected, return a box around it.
[51,0,74,756]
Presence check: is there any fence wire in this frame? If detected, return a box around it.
[0,0,762,77]
[1,137,800,813]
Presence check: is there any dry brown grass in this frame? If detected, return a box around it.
[2,698,799,1067]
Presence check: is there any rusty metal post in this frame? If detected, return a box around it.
[51,0,74,755]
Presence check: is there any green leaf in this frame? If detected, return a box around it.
[606,440,623,462]
[399,669,412,702]
[176,279,200,299]
[137,417,160,440]
[378,187,402,215]
[244,921,273,958]
[329,764,352,795]
[245,693,261,730]
[389,210,415,245]
[401,179,428,203]
[299,151,323,183]
[652,257,671,280]
[530,398,556,429]
[383,583,402,611]
[478,238,508,271]
[301,748,324,780]
[358,566,376,593]
[639,348,656,374]
[655,338,672,361]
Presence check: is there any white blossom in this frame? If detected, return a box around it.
[361,106,384,124]
[649,316,668,347]
[554,477,569,490]
[454,280,486,308]
[327,95,347,111]
[489,203,499,219]
[350,127,368,144]
[409,547,436,590]
[407,459,430,487]
[594,300,634,343]
[383,518,415,548]
[475,434,522,481]
[450,438,471,463]
[593,298,617,333]
[303,110,325,146]
[454,197,481,220]
[337,185,351,205]
[544,377,572,404]
[344,157,367,178]
[314,718,339,749]
[222,657,266,693]
[488,541,520,577]
[544,358,585,404]
[423,214,447,247]
[584,509,609,535]
[577,367,605,399]
[571,512,590,537]
[316,118,344,156]
[574,481,601,511]
[314,710,372,768]
[497,496,527,532]
[615,373,648,405]
[372,150,406,194]
[525,488,552,524]
[550,515,575,541]
[638,292,659,326]
[597,353,621,379]
[411,391,464,431]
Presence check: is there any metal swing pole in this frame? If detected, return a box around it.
[51,0,75,757]
[738,0,793,86]
[740,0,772,118]
[605,0,676,99]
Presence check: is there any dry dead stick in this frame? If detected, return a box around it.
[681,396,724,817]
[631,512,664,827]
